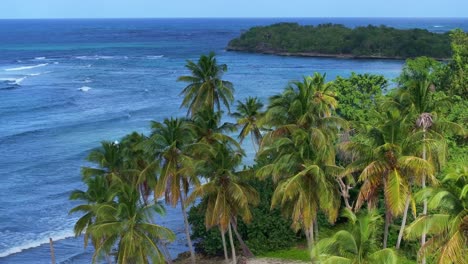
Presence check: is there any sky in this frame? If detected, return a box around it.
[0,0,467,19]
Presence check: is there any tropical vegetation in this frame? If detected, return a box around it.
[69,28,467,263]
[227,23,452,59]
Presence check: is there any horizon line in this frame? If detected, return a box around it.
[1,16,467,20]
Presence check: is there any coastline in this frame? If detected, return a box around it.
[226,46,449,61]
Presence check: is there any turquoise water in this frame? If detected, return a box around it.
[0,18,466,263]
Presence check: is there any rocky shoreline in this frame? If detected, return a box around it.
[226,46,448,61]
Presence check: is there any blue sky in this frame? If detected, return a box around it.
[1,0,467,19]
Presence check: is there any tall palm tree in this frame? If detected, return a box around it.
[178,52,234,116]
[258,73,345,247]
[405,163,468,264]
[144,118,199,264]
[258,125,341,248]
[312,208,399,264]
[343,105,436,248]
[90,181,175,264]
[231,96,265,152]
[393,71,462,255]
[187,143,259,262]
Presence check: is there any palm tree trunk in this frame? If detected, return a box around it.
[180,193,196,264]
[383,209,391,248]
[230,217,254,258]
[308,222,315,248]
[228,223,237,264]
[421,131,427,264]
[314,218,319,242]
[220,227,229,262]
[396,195,411,249]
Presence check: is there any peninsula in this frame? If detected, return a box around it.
[227,23,452,59]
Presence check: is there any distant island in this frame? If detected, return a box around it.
[227,23,452,59]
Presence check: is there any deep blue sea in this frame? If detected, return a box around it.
[0,18,466,263]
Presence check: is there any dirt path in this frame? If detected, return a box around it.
[247,258,308,264]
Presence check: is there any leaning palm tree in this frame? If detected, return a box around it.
[312,208,399,264]
[90,181,175,264]
[144,118,199,264]
[187,143,259,262]
[405,162,468,264]
[178,52,234,116]
[231,96,265,152]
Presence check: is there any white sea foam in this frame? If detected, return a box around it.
[28,73,41,76]
[76,55,115,60]
[34,57,46,60]
[83,78,92,83]
[0,229,75,258]
[147,55,164,59]
[0,77,27,85]
[433,25,445,28]
[5,63,48,71]
[14,77,27,85]
[0,78,17,82]
[78,86,92,92]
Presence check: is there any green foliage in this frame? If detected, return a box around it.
[312,209,399,264]
[228,23,453,59]
[334,73,387,124]
[444,29,468,98]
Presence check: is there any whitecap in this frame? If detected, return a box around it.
[34,57,46,60]
[147,55,164,59]
[433,25,444,28]
[0,77,26,85]
[78,86,92,92]
[0,229,75,258]
[83,78,92,83]
[28,73,41,76]
[14,77,27,85]
[5,63,48,71]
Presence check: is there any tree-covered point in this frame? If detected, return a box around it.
[227,23,455,59]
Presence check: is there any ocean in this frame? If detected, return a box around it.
[0,18,466,263]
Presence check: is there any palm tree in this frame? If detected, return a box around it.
[190,107,237,147]
[258,125,342,248]
[178,52,234,116]
[90,181,175,264]
[342,105,436,248]
[144,118,199,264]
[312,208,399,264]
[69,175,115,251]
[264,72,338,128]
[257,73,345,247]
[231,96,265,152]
[405,163,468,264]
[81,141,123,183]
[120,132,158,204]
[187,143,259,262]
[393,70,462,255]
